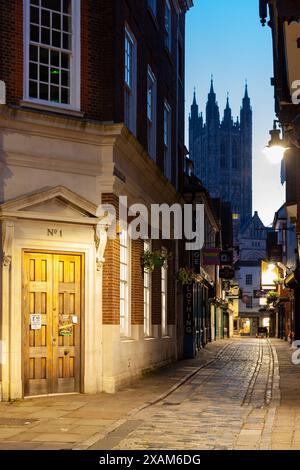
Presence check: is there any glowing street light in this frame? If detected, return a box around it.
[261,261,279,290]
[263,121,289,164]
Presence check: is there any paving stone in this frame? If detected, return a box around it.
[1,338,299,451]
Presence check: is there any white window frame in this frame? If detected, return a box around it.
[120,228,131,337]
[144,240,152,337]
[23,0,81,111]
[164,100,172,180]
[164,0,172,52]
[161,250,168,337]
[124,25,137,136]
[147,0,157,16]
[147,66,157,160]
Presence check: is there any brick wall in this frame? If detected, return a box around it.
[0,0,23,105]
[102,193,120,325]
[0,0,186,188]
[131,238,144,325]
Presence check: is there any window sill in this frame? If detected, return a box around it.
[20,100,84,118]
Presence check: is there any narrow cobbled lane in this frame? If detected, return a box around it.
[91,338,278,450]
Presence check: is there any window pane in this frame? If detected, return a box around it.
[50,68,60,84]
[27,0,73,106]
[41,9,50,27]
[30,45,39,62]
[63,15,71,32]
[61,70,70,87]
[41,0,61,12]
[52,30,61,48]
[61,87,69,104]
[50,85,60,102]
[30,6,39,24]
[61,52,69,69]
[39,65,49,82]
[30,24,39,42]
[29,62,38,80]
[40,47,49,64]
[29,80,38,98]
[52,12,61,30]
[41,27,51,45]
[39,82,49,100]
[51,50,60,67]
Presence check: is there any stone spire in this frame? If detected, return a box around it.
[206,77,220,125]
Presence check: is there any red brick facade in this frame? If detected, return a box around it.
[0,0,186,190]
[131,238,144,325]
[102,193,120,326]
[101,194,177,329]
[0,0,23,105]
[0,1,187,331]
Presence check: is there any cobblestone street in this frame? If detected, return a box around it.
[1,338,300,450]
[91,338,279,450]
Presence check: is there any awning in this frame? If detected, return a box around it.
[284,271,298,288]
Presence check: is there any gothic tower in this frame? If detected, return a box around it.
[205,78,220,196]
[189,90,203,178]
[240,83,253,227]
[188,80,253,241]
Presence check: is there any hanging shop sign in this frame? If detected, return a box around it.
[254,289,268,299]
[227,285,240,298]
[183,283,193,336]
[220,250,233,266]
[202,248,220,266]
[219,267,235,279]
[191,250,201,272]
[261,261,279,289]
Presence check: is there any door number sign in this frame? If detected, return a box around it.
[30,314,42,330]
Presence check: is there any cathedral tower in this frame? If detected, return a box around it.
[240,83,253,226]
[189,80,253,240]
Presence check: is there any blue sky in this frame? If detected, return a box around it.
[185,0,285,226]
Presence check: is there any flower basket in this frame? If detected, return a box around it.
[141,249,170,272]
[267,291,279,304]
[176,267,195,285]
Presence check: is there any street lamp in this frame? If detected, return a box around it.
[263,120,289,164]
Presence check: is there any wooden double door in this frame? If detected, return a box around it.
[23,252,83,397]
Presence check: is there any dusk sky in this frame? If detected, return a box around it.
[185,0,285,226]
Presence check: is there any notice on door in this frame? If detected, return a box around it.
[30,314,42,330]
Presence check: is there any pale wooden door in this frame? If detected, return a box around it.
[23,252,82,397]
[53,254,82,394]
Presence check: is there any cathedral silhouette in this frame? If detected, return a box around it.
[189,79,253,241]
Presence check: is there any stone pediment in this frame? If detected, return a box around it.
[0,186,100,225]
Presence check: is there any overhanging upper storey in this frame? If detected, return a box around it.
[260,0,300,26]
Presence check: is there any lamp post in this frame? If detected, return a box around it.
[263,120,289,164]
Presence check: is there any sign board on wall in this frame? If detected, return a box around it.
[30,314,42,330]
[202,248,220,266]
[261,261,279,289]
[220,250,233,266]
[219,267,235,279]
